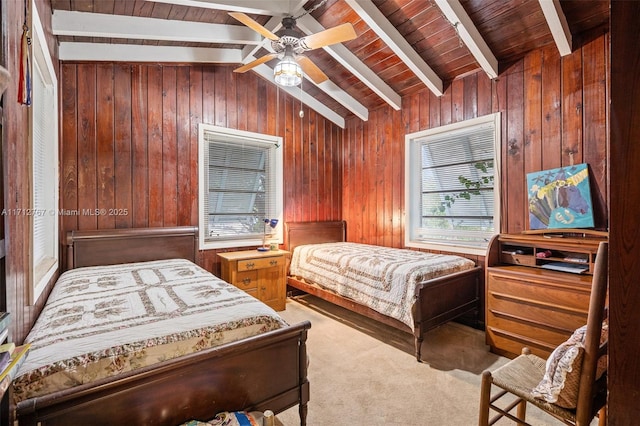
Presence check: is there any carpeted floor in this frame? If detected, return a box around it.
[275,295,572,426]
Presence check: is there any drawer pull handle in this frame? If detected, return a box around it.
[242,278,252,285]
[245,262,255,269]
[270,260,278,266]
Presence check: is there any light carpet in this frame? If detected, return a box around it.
[275,295,576,426]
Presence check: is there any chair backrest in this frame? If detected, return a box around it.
[575,241,608,424]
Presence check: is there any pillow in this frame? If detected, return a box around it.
[532,323,608,409]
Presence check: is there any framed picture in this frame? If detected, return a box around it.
[526,163,595,230]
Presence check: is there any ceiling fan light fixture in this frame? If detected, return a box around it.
[274,55,303,87]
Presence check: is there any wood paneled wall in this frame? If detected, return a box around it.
[610,2,640,421]
[59,63,342,279]
[342,35,609,248]
[1,0,58,344]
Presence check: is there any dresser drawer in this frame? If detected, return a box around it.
[487,271,590,312]
[487,291,587,334]
[233,270,258,290]
[237,256,283,271]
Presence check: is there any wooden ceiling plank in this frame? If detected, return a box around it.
[345,0,444,96]
[58,42,242,63]
[538,0,572,56]
[296,13,401,110]
[52,10,263,44]
[145,0,296,16]
[433,0,498,79]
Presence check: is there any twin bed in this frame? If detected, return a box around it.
[285,221,481,362]
[14,227,310,426]
[13,221,481,424]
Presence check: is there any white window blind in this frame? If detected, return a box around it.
[405,113,501,255]
[198,124,283,250]
[30,1,59,304]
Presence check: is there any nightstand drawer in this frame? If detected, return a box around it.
[233,270,258,290]
[237,257,283,271]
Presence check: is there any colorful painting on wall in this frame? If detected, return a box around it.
[526,163,595,230]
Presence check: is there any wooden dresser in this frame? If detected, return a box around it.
[485,231,607,358]
[218,249,288,311]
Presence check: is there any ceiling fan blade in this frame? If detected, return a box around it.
[228,12,279,41]
[296,56,328,84]
[234,53,279,73]
[298,23,357,51]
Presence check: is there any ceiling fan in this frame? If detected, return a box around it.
[229,11,357,86]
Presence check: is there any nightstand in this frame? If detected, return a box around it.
[218,249,289,311]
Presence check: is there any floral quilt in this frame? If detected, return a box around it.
[14,259,287,401]
[289,242,475,328]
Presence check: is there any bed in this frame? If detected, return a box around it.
[285,221,480,362]
[14,227,311,426]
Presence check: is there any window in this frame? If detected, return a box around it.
[198,124,283,250]
[30,2,59,304]
[405,113,501,256]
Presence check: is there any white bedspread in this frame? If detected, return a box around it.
[14,258,287,401]
[289,242,475,328]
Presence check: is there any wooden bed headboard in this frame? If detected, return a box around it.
[285,221,346,252]
[66,226,198,270]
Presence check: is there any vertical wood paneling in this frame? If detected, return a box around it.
[463,73,478,120]
[147,66,164,227]
[343,33,609,247]
[541,44,562,170]
[524,49,543,177]
[391,108,404,248]
[162,66,178,227]
[77,64,98,230]
[188,67,202,227]
[60,63,342,277]
[582,36,608,228]
[114,65,132,229]
[61,65,78,233]
[176,67,191,226]
[505,61,526,233]
[451,78,464,123]
[131,66,149,227]
[214,66,227,128]
[562,49,584,166]
[610,3,640,422]
[96,64,115,229]
[493,70,508,232]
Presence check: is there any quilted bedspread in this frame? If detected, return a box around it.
[289,242,475,328]
[14,259,287,401]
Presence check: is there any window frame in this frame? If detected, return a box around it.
[198,124,283,251]
[404,113,501,256]
[29,1,59,304]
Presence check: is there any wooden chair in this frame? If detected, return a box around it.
[478,241,608,426]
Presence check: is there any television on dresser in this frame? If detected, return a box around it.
[526,163,595,230]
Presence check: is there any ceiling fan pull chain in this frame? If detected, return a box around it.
[293,0,329,19]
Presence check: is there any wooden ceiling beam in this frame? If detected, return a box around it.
[58,42,242,63]
[296,14,401,111]
[52,10,262,45]
[345,0,443,97]
[433,0,499,79]
[538,0,572,56]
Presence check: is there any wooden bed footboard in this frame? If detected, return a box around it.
[16,321,311,426]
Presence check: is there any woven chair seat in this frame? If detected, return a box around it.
[491,353,578,422]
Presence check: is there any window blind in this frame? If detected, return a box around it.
[202,132,277,242]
